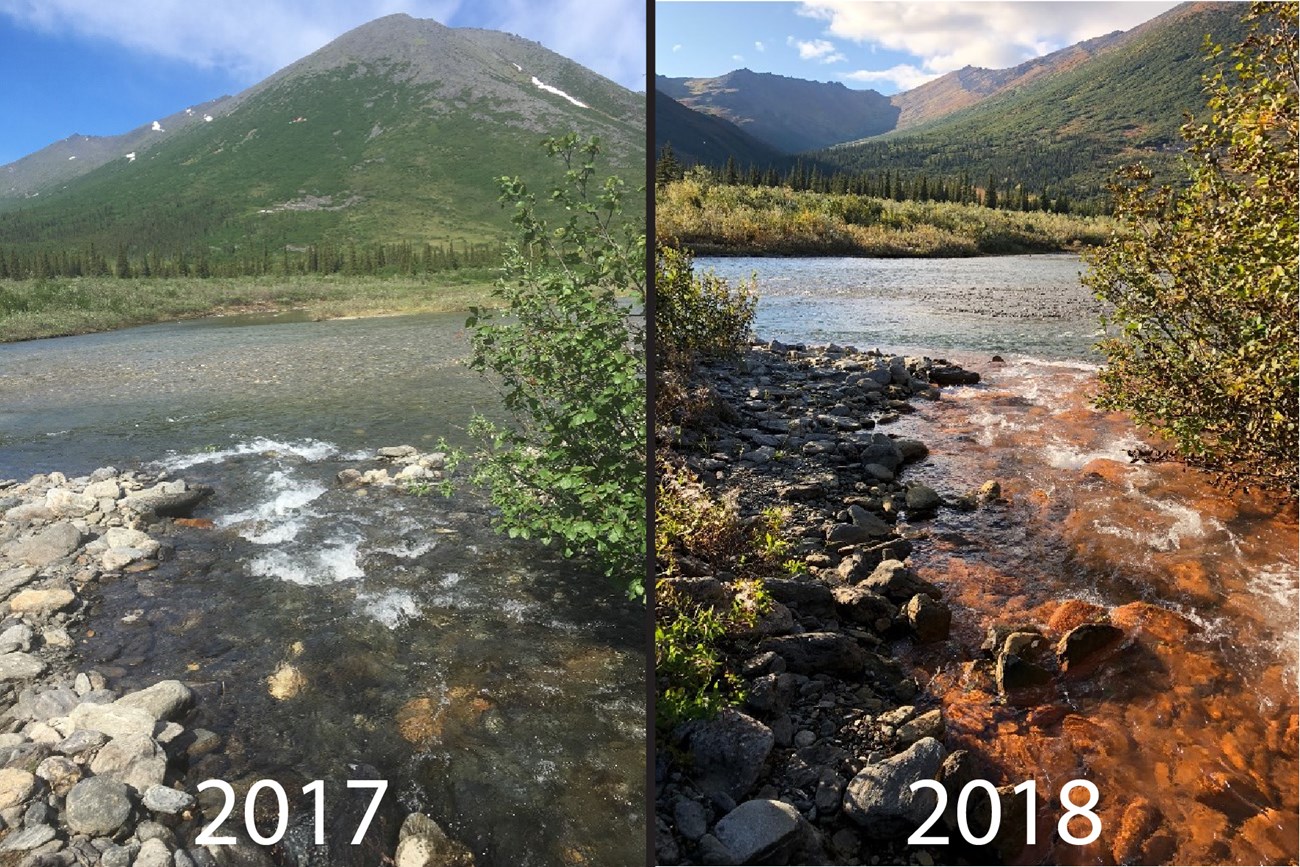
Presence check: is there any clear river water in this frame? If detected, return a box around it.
[0,310,645,866]
[699,254,1298,866]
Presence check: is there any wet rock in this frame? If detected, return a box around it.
[267,663,307,700]
[859,435,903,472]
[980,622,1040,655]
[996,631,1055,693]
[654,816,680,864]
[394,821,475,867]
[65,777,132,837]
[0,652,46,682]
[713,799,804,864]
[8,523,83,568]
[860,560,940,603]
[8,588,76,616]
[904,484,942,514]
[89,732,167,795]
[684,710,774,801]
[847,504,892,536]
[896,439,929,462]
[759,632,867,678]
[1111,798,1164,865]
[0,769,38,809]
[1047,599,1108,635]
[904,594,951,642]
[115,681,193,722]
[695,833,737,865]
[843,737,947,838]
[1110,601,1198,643]
[120,485,211,518]
[1056,623,1124,672]
[929,366,979,386]
[143,785,194,815]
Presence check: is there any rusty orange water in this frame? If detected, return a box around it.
[894,357,1298,866]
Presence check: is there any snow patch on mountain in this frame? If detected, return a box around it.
[530,76,587,109]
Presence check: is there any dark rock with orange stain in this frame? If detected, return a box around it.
[1045,599,1107,636]
[1165,560,1220,606]
[1056,622,1124,673]
[174,518,215,529]
[1110,798,1163,865]
[1110,601,1198,644]
[1078,457,1133,486]
[1237,808,1300,864]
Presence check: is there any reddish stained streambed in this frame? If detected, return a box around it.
[894,357,1298,866]
[709,253,1299,865]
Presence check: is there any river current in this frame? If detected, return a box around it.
[698,254,1299,866]
[0,311,645,866]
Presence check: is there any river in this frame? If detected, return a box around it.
[698,254,1299,866]
[0,310,645,866]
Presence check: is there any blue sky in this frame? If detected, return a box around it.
[656,1,1180,92]
[0,0,645,166]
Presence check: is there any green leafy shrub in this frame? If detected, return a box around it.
[1084,3,1298,494]
[465,134,647,597]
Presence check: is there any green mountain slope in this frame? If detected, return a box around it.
[818,2,1249,210]
[653,91,787,169]
[655,69,897,153]
[0,14,643,258]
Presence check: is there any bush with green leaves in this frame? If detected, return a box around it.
[465,134,646,597]
[1084,3,1297,495]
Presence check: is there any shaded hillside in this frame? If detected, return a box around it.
[654,92,786,170]
[0,14,643,258]
[655,68,897,153]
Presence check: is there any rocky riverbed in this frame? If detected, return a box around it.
[0,451,476,867]
[654,340,1143,866]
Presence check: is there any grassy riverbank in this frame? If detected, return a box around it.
[656,179,1118,256]
[0,272,497,342]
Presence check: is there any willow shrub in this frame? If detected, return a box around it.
[1085,3,1298,495]
[466,135,646,598]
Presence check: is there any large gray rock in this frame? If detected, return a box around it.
[121,484,211,518]
[904,594,952,642]
[759,632,867,678]
[861,560,941,603]
[8,523,83,567]
[116,681,194,722]
[859,435,903,472]
[89,732,167,794]
[713,799,804,864]
[45,488,97,518]
[0,567,38,600]
[843,737,947,838]
[70,702,158,738]
[134,838,172,867]
[143,784,195,814]
[65,777,133,836]
[0,652,46,681]
[904,484,942,514]
[684,710,774,801]
[832,586,897,631]
[0,823,56,852]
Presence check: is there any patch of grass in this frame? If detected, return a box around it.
[656,179,1118,257]
[0,274,496,342]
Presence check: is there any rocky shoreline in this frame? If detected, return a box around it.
[654,339,1138,865]
[0,453,474,866]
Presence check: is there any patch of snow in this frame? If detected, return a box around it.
[185,108,194,115]
[203,114,213,122]
[151,120,163,131]
[125,152,136,162]
[512,62,522,71]
[530,76,588,108]
[67,155,76,160]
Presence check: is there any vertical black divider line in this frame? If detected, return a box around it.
[643,0,657,863]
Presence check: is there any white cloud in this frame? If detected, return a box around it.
[672,43,683,53]
[732,54,744,62]
[787,35,846,63]
[797,1,1180,74]
[0,0,645,90]
[841,64,940,91]
[754,40,766,52]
